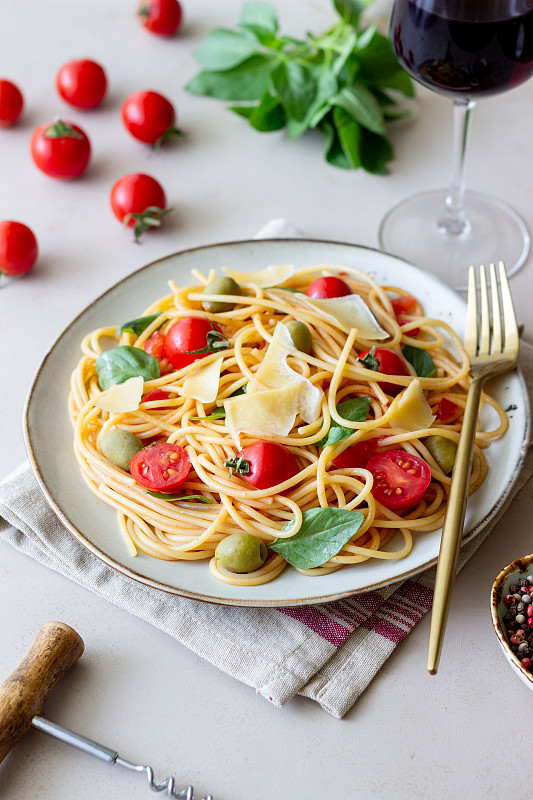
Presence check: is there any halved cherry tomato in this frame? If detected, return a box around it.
[142,330,166,359]
[332,438,379,470]
[0,221,38,276]
[30,119,91,179]
[358,347,410,396]
[56,59,107,109]
[392,295,420,335]
[391,295,417,316]
[121,90,181,147]
[165,317,228,370]
[0,79,24,127]
[141,388,169,409]
[225,441,299,490]
[137,0,182,36]
[130,442,190,492]
[306,276,352,298]
[366,449,431,510]
[436,397,459,423]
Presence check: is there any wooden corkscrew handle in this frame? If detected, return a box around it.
[0,621,84,764]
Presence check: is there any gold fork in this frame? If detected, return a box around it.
[427,261,519,675]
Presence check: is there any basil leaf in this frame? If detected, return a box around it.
[145,491,214,503]
[333,0,367,26]
[190,407,227,421]
[331,85,385,135]
[193,29,257,71]
[95,346,160,390]
[320,116,350,169]
[231,92,286,131]
[239,2,278,34]
[269,61,317,122]
[270,507,365,569]
[318,396,371,447]
[402,345,436,378]
[116,314,162,338]
[332,106,362,169]
[359,129,393,175]
[185,55,273,101]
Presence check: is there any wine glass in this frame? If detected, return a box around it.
[379,0,533,289]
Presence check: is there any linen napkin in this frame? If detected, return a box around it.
[1,221,532,718]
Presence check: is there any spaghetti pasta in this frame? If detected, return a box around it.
[69,263,506,587]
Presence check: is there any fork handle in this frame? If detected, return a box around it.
[0,622,84,764]
[427,376,485,675]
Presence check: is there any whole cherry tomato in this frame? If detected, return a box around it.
[0,79,24,127]
[224,441,299,490]
[30,119,91,179]
[358,347,410,396]
[56,59,107,109]
[130,442,190,492]
[110,173,170,241]
[121,90,182,147]
[366,449,431,511]
[332,438,380,470]
[165,317,229,370]
[137,0,183,36]
[306,276,353,298]
[0,221,38,277]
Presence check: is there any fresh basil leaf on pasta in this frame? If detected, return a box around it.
[190,407,227,420]
[318,396,371,447]
[96,346,160,390]
[402,345,436,378]
[116,314,162,338]
[145,491,214,503]
[270,507,365,569]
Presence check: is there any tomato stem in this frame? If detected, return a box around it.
[224,453,250,477]
[153,125,186,151]
[124,205,172,242]
[45,117,83,139]
[185,320,230,354]
[358,345,379,372]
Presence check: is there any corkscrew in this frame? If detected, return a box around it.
[0,622,213,800]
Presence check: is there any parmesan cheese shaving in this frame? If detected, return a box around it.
[97,376,144,413]
[389,379,436,432]
[302,294,389,339]
[221,263,294,288]
[182,356,224,403]
[224,384,301,446]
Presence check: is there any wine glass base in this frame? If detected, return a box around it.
[378,189,530,290]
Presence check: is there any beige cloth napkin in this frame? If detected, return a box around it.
[1,220,532,717]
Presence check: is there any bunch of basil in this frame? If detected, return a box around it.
[186,0,413,173]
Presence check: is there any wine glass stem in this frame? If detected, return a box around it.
[438,98,476,236]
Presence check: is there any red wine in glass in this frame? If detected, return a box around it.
[379,0,533,288]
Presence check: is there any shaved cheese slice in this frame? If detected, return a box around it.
[182,356,224,403]
[389,379,436,432]
[247,323,322,424]
[224,384,301,446]
[97,376,143,413]
[221,263,294,288]
[302,295,389,340]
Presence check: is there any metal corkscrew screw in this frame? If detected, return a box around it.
[0,622,213,800]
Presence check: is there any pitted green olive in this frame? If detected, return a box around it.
[425,435,457,475]
[101,429,144,472]
[286,320,312,354]
[215,533,268,573]
[201,276,242,313]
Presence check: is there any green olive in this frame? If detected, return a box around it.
[425,435,457,475]
[100,429,144,472]
[215,533,268,574]
[286,320,313,354]
[201,276,242,313]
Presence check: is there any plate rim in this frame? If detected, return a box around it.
[23,237,531,607]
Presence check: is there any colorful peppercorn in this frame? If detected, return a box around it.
[503,578,533,675]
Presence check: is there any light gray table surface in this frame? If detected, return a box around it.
[2,2,533,798]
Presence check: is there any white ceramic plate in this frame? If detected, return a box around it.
[24,239,530,606]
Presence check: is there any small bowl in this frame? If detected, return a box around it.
[491,554,533,691]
